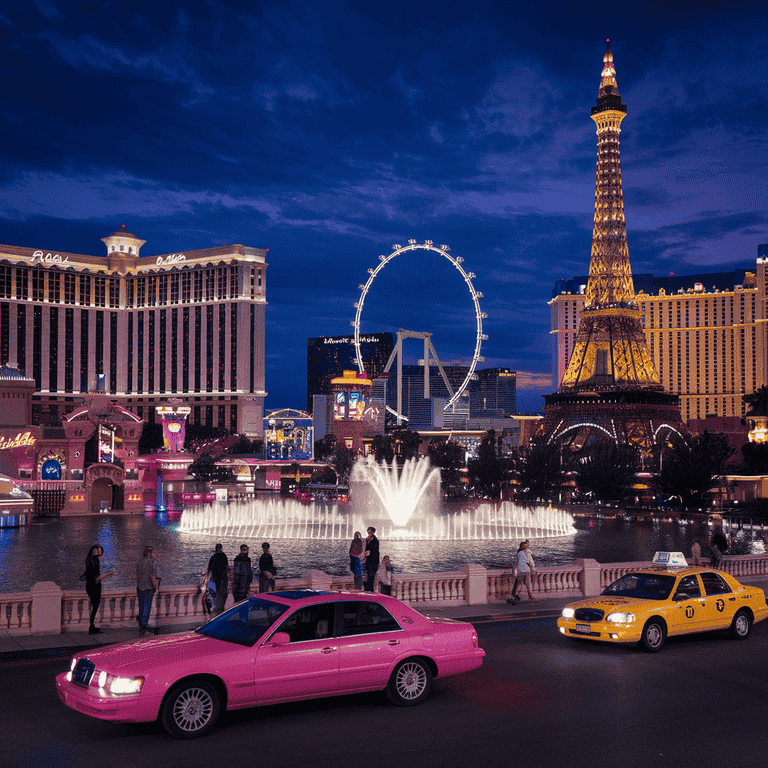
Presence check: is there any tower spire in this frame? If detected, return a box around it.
[538,41,685,456]
[559,42,660,392]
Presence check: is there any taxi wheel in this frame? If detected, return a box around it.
[730,610,752,640]
[386,658,433,706]
[640,619,666,652]
[161,680,220,739]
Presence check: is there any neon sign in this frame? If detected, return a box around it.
[155,254,186,266]
[31,251,70,266]
[0,432,36,450]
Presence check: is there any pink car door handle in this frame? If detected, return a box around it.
[320,646,337,654]
[387,640,400,646]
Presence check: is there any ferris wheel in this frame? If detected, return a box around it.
[351,240,487,413]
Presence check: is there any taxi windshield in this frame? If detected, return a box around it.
[602,573,676,600]
[195,597,288,646]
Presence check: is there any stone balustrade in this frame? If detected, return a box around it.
[4,554,768,636]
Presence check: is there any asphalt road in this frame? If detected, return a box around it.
[4,616,768,768]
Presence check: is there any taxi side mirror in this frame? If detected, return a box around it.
[673,592,690,601]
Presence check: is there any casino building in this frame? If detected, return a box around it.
[0,226,267,435]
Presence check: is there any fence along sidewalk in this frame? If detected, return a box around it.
[3,554,768,636]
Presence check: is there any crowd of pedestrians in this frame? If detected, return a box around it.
[82,523,399,634]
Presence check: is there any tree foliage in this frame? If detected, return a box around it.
[742,441,768,475]
[372,434,395,463]
[744,385,768,417]
[427,440,465,492]
[467,430,502,498]
[575,440,640,503]
[228,436,263,455]
[514,439,562,502]
[138,422,164,454]
[655,431,734,507]
[329,446,355,483]
[186,453,235,483]
[391,429,422,461]
[314,434,338,461]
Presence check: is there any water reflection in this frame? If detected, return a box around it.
[0,512,711,593]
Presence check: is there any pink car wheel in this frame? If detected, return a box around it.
[386,659,432,706]
[161,680,220,739]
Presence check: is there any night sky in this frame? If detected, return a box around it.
[2,1,767,413]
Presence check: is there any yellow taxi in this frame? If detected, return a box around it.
[557,552,768,652]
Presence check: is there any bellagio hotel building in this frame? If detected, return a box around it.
[0,227,267,435]
[550,246,768,423]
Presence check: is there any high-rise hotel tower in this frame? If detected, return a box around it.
[538,42,685,453]
[0,227,267,435]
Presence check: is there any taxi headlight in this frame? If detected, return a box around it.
[562,608,575,619]
[606,612,636,624]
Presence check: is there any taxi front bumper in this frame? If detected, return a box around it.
[557,617,643,644]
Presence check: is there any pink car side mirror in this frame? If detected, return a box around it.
[269,632,290,646]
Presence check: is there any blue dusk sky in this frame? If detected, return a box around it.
[1,1,767,413]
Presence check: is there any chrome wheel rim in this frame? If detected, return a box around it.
[172,687,214,733]
[646,624,663,648]
[395,662,427,700]
[735,615,749,636]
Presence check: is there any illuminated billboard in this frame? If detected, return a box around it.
[98,425,115,463]
[263,409,313,460]
[333,390,367,420]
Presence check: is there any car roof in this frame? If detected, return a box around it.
[253,590,401,607]
[634,566,722,578]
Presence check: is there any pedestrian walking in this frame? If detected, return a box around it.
[364,527,380,592]
[375,555,393,595]
[512,540,537,602]
[82,545,113,634]
[232,544,253,602]
[204,543,229,614]
[349,531,365,590]
[136,546,159,636]
[258,542,277,593]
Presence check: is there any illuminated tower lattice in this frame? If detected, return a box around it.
[539,42,685,454]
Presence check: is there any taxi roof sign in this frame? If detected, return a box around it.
[652,551,688,567]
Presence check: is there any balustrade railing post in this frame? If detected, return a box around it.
[463,563,487,605]
[30,581,63,635]
[574,559,601,597]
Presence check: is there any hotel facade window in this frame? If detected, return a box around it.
[549,249,768,422]
[0,229,267,436]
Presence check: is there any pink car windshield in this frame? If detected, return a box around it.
[195,598,288,646]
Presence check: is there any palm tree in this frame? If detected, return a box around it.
[744,385,768,416]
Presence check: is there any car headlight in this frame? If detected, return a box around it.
[562,608,575,619]
[109,675,144,695]
[95,671,145,695]
[606,612,636,623]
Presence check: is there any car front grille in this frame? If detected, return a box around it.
[72,658,95,687]
[574,608,605,622]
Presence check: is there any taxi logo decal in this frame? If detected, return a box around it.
[716,599,725,613]
[685,605,694,619]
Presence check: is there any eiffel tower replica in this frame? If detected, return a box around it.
[538,41,685,455]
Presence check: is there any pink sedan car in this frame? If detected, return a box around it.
[56,590,485,738]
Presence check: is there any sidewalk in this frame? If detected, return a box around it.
[0,595,572,663]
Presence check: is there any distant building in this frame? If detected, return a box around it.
[0,227,267,435]
[306,333,393,412]
[385,363,470,430]
[469,368,516,418]
[330,370,374,453]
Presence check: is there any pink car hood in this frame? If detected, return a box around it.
[76,631,240,675]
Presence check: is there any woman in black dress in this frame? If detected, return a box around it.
[83,545,113,634]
